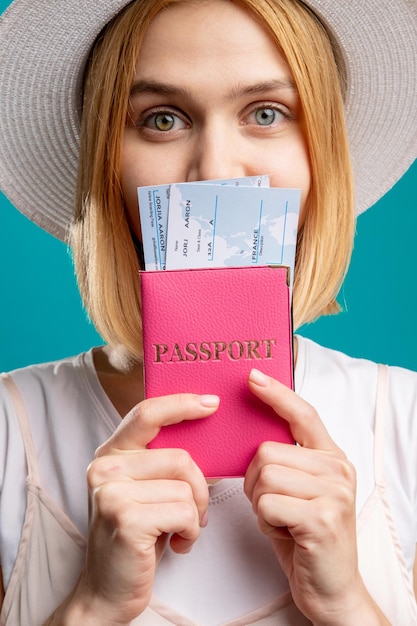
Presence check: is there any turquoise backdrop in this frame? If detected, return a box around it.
[1,0,416,373]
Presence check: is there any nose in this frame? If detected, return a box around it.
[186,122,247,182]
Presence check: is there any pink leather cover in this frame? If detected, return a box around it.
[141,266,294,478]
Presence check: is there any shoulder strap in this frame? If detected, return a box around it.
[0,373,40,484]
[373,364,389,487]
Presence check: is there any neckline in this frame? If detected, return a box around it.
[77,349,122,430]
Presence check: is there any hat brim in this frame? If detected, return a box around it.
[0,0,416,241]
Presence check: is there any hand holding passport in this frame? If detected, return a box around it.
[138,177,300,477]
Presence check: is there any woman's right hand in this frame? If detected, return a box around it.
[60,393,219,626]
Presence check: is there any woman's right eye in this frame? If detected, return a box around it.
[152,112,176,131]
[137,108,190,133]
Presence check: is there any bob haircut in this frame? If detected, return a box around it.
[72,0,355,359]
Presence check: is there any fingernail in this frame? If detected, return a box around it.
[249,368,270,387]
[200,510,209,528]
[199,395,220,408]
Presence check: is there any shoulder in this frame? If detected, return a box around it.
[0,348,120,444]
[0,349,110,417]
[0,350,90,434]
[296,334,417,414]
[295,335,380,418]
[0,350,104,461]
[296,334,417,474]
[1,351,93,396]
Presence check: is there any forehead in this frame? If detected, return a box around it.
[134,1,292,86]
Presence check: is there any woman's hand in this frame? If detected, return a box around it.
[60,393,219,626]
[244,369,390,626]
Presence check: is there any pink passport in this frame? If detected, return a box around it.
[141,266,294,478]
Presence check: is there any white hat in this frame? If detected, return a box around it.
[0,0,416,241]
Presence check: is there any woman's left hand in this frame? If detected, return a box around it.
[244,368,390,626]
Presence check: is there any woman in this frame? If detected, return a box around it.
[0,0,416,624]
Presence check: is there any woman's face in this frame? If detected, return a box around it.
[121,0,311,238]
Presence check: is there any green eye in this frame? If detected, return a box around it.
[255,108,276,126]
[154,113,175,131]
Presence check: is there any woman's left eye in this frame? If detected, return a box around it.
[255,108,278,126]
[246,105,290,127]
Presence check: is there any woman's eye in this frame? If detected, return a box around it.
[139,109,189,132]
[153,112,176,131]
[245,105,290,127]
[255,107,278,126]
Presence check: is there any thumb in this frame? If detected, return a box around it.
[97,393,220,455]
[248,369,339,452]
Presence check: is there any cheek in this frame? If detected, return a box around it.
[268,140,311,227]
[120,132,159,239]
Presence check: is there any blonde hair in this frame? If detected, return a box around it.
[72,0,355,359]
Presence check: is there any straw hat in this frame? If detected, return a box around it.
[0,0,416,241]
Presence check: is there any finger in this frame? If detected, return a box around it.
[248,463,327,510]
[93,487,202,554]
[254,490,355,545]
[93,477,197,508]
[88,449,209,523]
[248,369,340,451]
[244,441,353,501]
[97,393,219,454]
[254,492,311,534]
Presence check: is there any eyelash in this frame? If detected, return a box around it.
[134,106,190,133]
[133,102,293,134]
[244,103,293,127]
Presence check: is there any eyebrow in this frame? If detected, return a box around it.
[129,78,297,100]
[130,80,189,97]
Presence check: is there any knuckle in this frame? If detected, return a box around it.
[86,456,121,489]
[341,458,356,486]
[86,457,104,489]
[256,441,277,464]
[297,404,319,428]
[339,484,356,511]
[175,479,194,502]
[112,501,136,533]
[256,492,275,523]
[257,463,277,488]
[317,490,354,533]
[132,395,169,428]
[335,473,356,511]
[178,500,199,527]
[172,448,195,474]
[133,398,152,425]
[174,393,192,414]
[92,481,121,512]
[314,505,339,535]
[93,487,136,535]
[331,454,357,490]
[90,487,132,535]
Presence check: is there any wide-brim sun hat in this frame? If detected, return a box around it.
[0,0,417,242]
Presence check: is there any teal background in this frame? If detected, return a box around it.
[1,0,416,373]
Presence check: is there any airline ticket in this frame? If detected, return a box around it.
[138,176,269,270]
[165,183,301,280]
